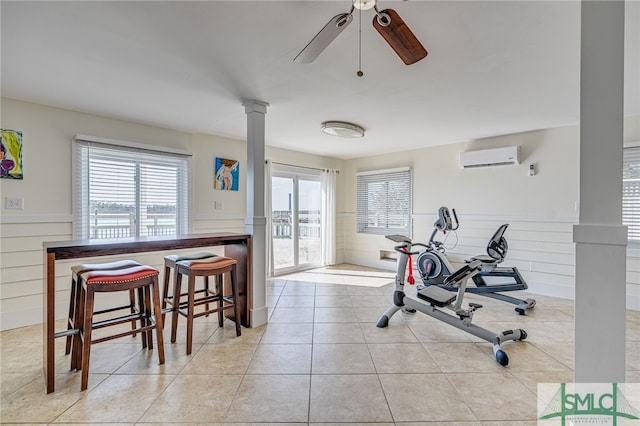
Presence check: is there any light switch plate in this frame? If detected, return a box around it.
[5,197,24,210]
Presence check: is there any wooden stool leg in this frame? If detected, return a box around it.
[73,281,86,371]
[129,288,137,337]
[151,275,165,365]
[204,276,210,317]
[217,274,224,327]
[186,273,196,355]
[170,271,182,344]
[144,284,154,350]
[80,285,95,391]
[161,264,171,325]
[231,265,241,337]
[138,287,148,349]
[66,275,79,355]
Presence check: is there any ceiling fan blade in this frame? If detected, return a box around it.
[294,13,353,63]
[372,9,427,65]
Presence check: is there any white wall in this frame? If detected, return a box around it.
[340,122,640,309]
[1,97,638,331]
[0,98,343,330]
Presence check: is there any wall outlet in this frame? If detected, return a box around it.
[5,197,24,210]
[214,200,223,210]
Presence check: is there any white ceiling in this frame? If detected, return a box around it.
[1,1,638,160]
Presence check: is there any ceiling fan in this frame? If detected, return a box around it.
[293,0,427,66]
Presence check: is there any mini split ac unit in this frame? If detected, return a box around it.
[460,146,521,168]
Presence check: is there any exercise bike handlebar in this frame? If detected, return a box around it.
[385,234,429,255]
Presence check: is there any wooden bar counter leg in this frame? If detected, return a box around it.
[224,241,250,328]
[44,252,56,393]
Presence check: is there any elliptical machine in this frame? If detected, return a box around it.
[377,234,527,366]
[416,207,536,315]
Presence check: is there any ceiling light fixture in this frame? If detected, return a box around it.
[321,121,365,138]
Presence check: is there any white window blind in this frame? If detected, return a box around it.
[356,167,412,236]
[73,139,190,240]
[623,146,640,243]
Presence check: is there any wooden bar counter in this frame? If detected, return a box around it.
[43,232,251,393]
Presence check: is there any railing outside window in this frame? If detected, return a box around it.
[89,211,177,239]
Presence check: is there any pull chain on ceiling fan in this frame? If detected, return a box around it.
[357,6,363,77]
[293,0,427,66]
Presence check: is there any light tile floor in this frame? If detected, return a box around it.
[1,264,638,425]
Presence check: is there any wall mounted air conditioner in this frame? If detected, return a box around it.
[460,146,521,168]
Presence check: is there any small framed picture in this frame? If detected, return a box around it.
[214,157,239,191]
[1,129,23,179]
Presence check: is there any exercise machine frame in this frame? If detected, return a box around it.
[416,207,536,315]
[377,234,527,366]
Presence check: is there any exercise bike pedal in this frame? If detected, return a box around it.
[468,302,483,310]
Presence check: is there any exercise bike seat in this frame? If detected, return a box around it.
[417,285,457,307]
[468,224,509,264]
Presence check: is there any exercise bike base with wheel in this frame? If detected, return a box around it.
[377,234,527,366]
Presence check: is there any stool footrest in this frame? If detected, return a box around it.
[174,296,235,316]
[91,312,150,330]
[175,294,224,309]
[93,303,137,316]
[163,289,212,305]
[91,320,159,345]
[55,329,79,338]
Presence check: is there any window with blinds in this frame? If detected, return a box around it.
[356,167,412,236]
[73,138,190,240]
[623,145,640,244]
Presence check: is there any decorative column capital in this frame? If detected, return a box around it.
[242,99,270,115]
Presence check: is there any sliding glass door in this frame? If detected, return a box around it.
[271,166,322,274]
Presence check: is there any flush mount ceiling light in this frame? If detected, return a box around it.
[321,121,365,138]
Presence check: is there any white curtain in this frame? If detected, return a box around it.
[321,169,337,265]
[265,159,274,277]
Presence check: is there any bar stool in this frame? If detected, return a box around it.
[162,252,218,323]
[66,259,141,366]
[170,256,241,355]
[76,265,165,391]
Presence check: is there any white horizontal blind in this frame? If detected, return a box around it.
[623,146,640,243]
[73,140,190,240]
[356,167,412,236]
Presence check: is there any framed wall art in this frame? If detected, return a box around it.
[1,129,23,179]
[214,157,239,191]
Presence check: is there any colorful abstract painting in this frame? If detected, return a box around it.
[214,157,239,191]
[0,129,23,179]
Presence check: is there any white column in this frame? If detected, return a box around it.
[243,99,269,328]
[573,0,627,382]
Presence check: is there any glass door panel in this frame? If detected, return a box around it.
[271,168,323,275]
[272,176,294,271]
[298,179,322,267]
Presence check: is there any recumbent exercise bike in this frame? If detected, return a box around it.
[416,207,536,315]
[376,234,527,366]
